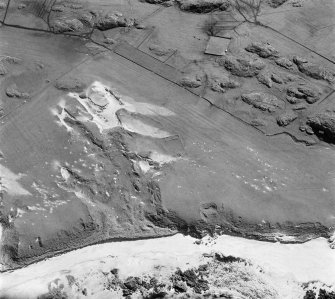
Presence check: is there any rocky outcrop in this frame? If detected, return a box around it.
[245,42,279,59]
[0,62,7,75]
[271,73,283,84]
[148,44,172,56]
[307,110,335,142]
[267,0,288,8]
[210,76,240,92]
[257,72,272,87]
[6,84,30,98]
[180,75,202,88]
[241,92,284,112]
[286,85,320,104]
[293,56,334,82]
[276,110,297,126]
[218,54,265,77]
[51,18,84,33]
[55,77,86,92]
[176,0,230,13]
[275,57,294,69]
[145,0,171,3]
[95,13,136,30]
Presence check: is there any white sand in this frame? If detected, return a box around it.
[66,81,175,139]
[121,117,172,138]
[0,234,334,298]
[0,164,31,196]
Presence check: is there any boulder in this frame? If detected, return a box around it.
[245,42,280,59]
[293,56,334,82]
[276,111,297,126]
[218,54,265,77]
[241,92,284,112]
